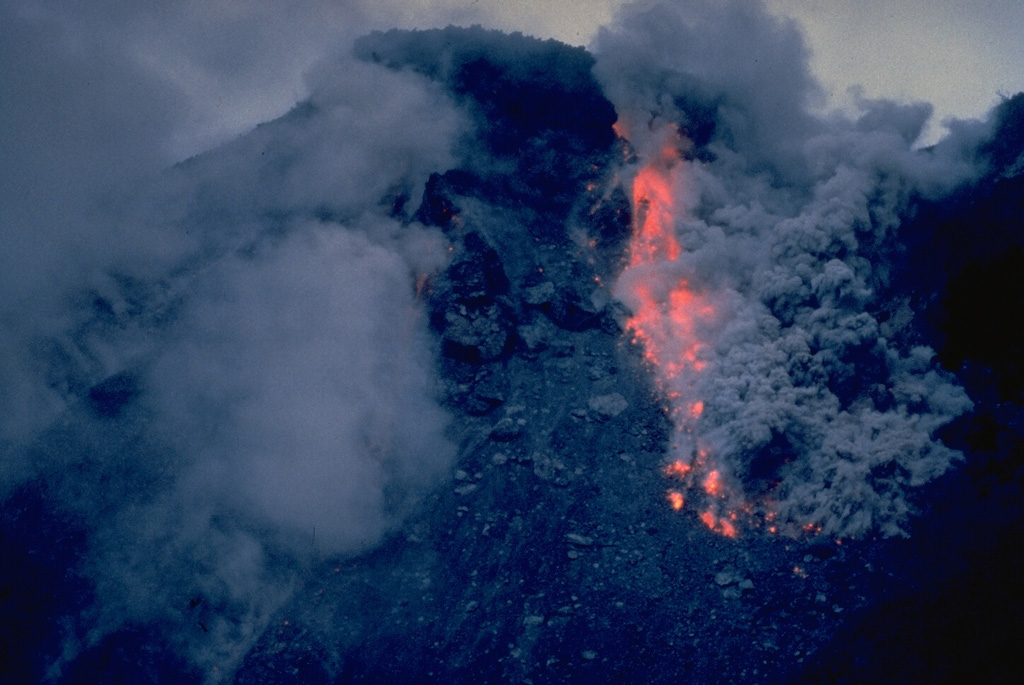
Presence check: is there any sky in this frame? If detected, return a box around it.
[483,0,1024,146]
[764,0,1024,142]
[7,0,1017,163]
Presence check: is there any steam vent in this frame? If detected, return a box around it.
[3,15,1024,685]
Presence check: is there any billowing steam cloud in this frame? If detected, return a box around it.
[1,5,461,676]
[597,0,981,537]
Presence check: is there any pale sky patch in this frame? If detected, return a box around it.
[441,0,1022,144]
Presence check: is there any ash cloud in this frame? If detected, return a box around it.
[596,0,981,537]
[1,5,462,678]
[148,224,454,556]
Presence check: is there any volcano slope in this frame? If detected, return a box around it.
[231,29,883,684]
[229,28,1022,684]
[2,23,1024,685]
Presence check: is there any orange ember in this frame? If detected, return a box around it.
[699,510,738,538]
[703,470,723,497]
[665,460,692,478]
[614,119,751,538]
[802,522,823,536]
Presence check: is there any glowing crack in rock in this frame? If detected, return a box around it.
[613,121,742,538]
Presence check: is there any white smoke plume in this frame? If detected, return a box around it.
[596,0,981,538]
[1,3,463,676]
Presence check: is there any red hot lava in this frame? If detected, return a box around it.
[613,121,742,538]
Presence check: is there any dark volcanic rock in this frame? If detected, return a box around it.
[354,25,618,157]
[438,304,514,364]
[429,231,516,364]
[415,170,479,229]
[228,28,906,685]
[547,285,607,332]
[449,232,510,304]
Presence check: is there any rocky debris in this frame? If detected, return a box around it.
[565,533,594,547]
[522,281,556,307]
[521,274,607,332]
[531,452,569,487]
[588,392,628,420]
[714,565,756,600]
[448,233,510,303]
[516,322,550,357]
[489,416,523,442]
[547,285,607,332]
[470,368,507,407]
[550,340,575,357]
[429,231,517,365]
[714,567,745,586]
[453,468,483,496]
[443,362,509,415]
[454,483,478,496]
[438,305,514,363]
[414,169,477,229]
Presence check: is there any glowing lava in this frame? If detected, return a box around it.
[628,146,682,268]
[614,121,744,537]
[616,127,713,404]
[703,470,723,497]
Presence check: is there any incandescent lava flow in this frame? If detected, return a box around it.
[612,120,745,538]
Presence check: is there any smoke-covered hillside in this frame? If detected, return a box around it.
[2,3,1023,683]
